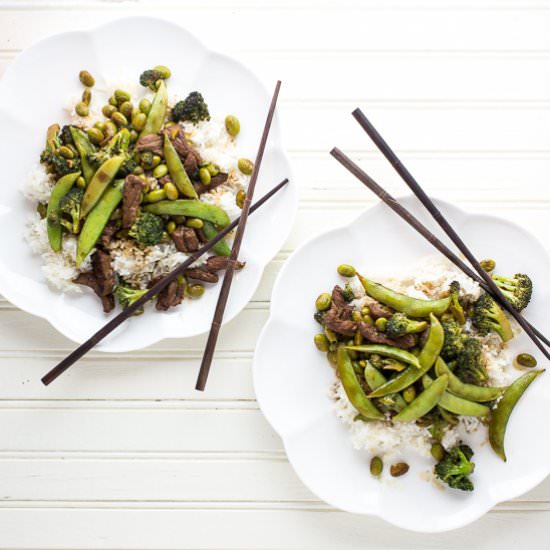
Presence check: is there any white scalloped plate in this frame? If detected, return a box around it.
[253,195,550,532]
[0,16,296,352]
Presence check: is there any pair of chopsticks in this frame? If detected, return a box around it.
[331,109,550,359]
[42,81,285,387]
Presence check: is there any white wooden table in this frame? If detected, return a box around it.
[0,0,549,547]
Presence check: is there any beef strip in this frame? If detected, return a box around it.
[135,134,163,156]
[98,221,118,248]
[155,279,185,311]
[122,175,146,229]
[322,285,357,337]
[368,301,393,319]
[184,268,219,284]
[171,226,200,253]
[193,172,228,195]
[205,256,245,273]
[358,323,416,350]
[74,249,116,313]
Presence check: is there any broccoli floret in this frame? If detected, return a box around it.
[385,312,428,339]
[448,281,466,324]
[58,187,84,234]
[441,318,465,361]
[492,273,533,312]
[472,293,513,342]
[118,156,139,177]
[114,283,149,315]
[342,283,355,302]
[454,337,488,385]
[88,128,133,177]
[434,444,475,491]
[59,124,76,146]
[314,311,326,325]
[129,212,164,246]
[171,91,210,124]
[40,123,81,177]
[139,69,163,90]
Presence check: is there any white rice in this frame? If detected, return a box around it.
[332,256,518,459]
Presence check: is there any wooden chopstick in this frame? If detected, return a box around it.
[195,81,282,391]
[41,177,290,386]
[330,147,550,360]
[351,108,550,350]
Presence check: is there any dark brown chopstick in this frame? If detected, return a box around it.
[330,147,550,360]
[41,177,289,386]
[351,108,550,350]
[195,81,282,391]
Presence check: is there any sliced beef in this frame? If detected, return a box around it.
[358,323,416,350]
[171,226,200,253]
[98,221,118,248]
[155,279,185,311]
[368,301,393,319]
[331,285,349,308]
[193,172,228,195]
[184,268,219,284]
[205,256,245,273]
[322,285,357,337]
[135,134,163,156]
[122,175,146,229]
[74,249,116,313]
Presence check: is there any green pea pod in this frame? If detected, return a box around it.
[337,347,384,420]
[140,80,168,137]
[46,172,81,252]
[80,155,124,218]
[163,136,198,199]
[358,274,451,318]
[422,375,490,417]
[393,374,448,422]
[202,221,231,256]
[69,126,96,183]
[367,314,444,398]
[364,362,407,410]
[344,344,420,369]
[489,369,544,461]
[144,200,230,227]
[76,179,124,266]
[435,357,506,402]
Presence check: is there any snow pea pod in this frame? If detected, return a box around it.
[144,200,230,227]
[47,171,81,252]
[70,126,96,183]
[358,274,451,318]
[367,314,444,398]
[163,135,198,199]
[76,179,123,266]
[202,221,231,256]
[80,154,124,218]
[364,362,407,410]
[140,80,168,137]
[393,374,448,422]
[422,375,490,417]
[337,347,384,420]
[489,369,545,461]
[345,344,420,369]
[435,357,506,402]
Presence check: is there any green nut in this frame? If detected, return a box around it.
[337,264,356,277]
[109,95,118,107]
[87,127,104,145]
[370,456,383,477]
[102,104,117,118]
[164,182,179,201]
[206,163,220,177]
[151,155,161,169]
[129,129,138,143]
[390,462,409,477]
[145,189,166,203]
[324,327,338,344]
[76,176,86,189]
[430,443,446,462]
[186,283,205,299]
[103,120,117,139]
[402,386,416,403]
[81,88,92,106]
[315,292,332,311]
[75,102,89,117]
[199,167,211,186]
[79,70,95,87]
[237,158,254,176]
[132,112,147,132]
[153,65,171,79]
[119,101,134,119]
[225,115,240,137]
[58,145,74,159]
[236,189,246,209]
[514,353,537,369]
[114,89,131,104]
[314,333,330,352]
[375,317,387,332]
[94,121,106,132]
[186,218,204,229]
[153,164,168,179]
[139,98,151,114]
[111,112,128,127]
[352,310,363,323]
[165,220,176,234]
[479,259,496,272]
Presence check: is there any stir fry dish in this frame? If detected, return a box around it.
[23,66,253,313]
[313,257,543,491]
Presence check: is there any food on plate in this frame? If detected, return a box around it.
[23,66,256,313]
[313,256,543,491]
